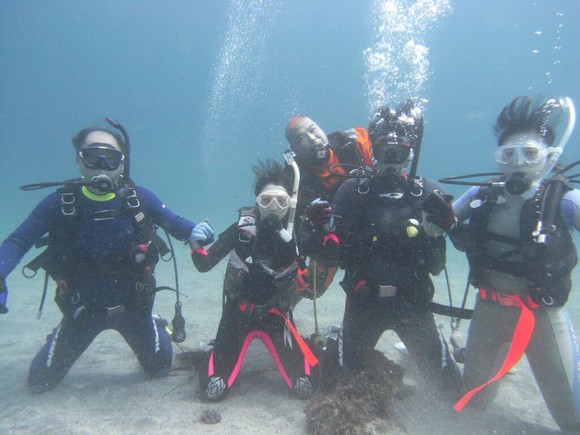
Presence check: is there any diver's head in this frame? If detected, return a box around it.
[494,95,560,195]
[285,116,329,166]
[253,159,294,220]
[74,128,126,194]
[368,100,423,182]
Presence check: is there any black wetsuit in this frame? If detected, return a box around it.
[191,207,317,399]
[333,176,462,392]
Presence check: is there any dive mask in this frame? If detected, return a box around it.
[373,136,413,164]
[494,140,549,166]
[78,145,125,170]
[256,191,292,211]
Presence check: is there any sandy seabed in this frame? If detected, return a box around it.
[2,246,577,434]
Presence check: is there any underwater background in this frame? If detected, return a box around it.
[0,0,579,242]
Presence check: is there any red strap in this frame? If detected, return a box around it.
[454,293,535,411]
[191,247,208,256]
[296,268,309,293]
[353,280,368,293]
[269,308,319,367]
[323,233,340,246]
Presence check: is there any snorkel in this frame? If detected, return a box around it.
[536,97,576,184]
[408,136,421,182]
[281,151,301,242]
[105,117,131,180]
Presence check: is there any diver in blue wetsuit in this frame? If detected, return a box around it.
[0,122,214,393]
[449,95,580,431]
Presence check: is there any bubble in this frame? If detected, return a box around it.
[363,0,452,114]
[200,0,278,172]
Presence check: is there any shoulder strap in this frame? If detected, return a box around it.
[117,179,170,257]
[534,174,574,239]
[56,184,80,216]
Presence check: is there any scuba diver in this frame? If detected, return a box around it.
[447,95,580,431]
[285,116,373,302]
[332,100,462,394]
[191,159,320,401]
[285,115,373,202]
[0,121,214,392]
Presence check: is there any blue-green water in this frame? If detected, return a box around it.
[1,2,579,432]
[1,0,578,236]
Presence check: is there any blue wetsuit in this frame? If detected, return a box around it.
[0,185,195,392]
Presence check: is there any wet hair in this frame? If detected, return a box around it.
[368,99,424,149]
[252,159,293,196]
[494,95,559,146]
[72,127,127,154]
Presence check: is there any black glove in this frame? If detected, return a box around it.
[423,190,456,231]
[305,198,334,230]
[259,214,283,233]
[0,275,8,314]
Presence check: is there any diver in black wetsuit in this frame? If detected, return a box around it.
[191,159,321,401]
[333,100,462,394]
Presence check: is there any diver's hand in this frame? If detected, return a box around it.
[189,221,215,249]
[0,275,8,314]
[305,198,334,231]
[259,214,283,233]
[423,190,456,232]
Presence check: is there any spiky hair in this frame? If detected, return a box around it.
[252,159,293,196]
[494,95,560,146]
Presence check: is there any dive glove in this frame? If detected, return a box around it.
[305,198,334,231]
[189,221,215,249]
[0,275,8,314]
[422,190,456,231]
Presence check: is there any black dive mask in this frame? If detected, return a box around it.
[78,145,125,171]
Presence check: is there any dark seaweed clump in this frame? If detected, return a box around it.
[305,349,406,435]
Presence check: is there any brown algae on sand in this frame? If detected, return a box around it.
[305,349,406,435]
